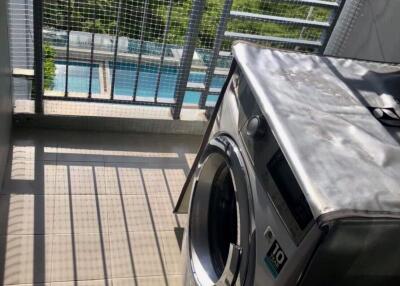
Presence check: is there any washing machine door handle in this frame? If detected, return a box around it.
[216,243,242,286]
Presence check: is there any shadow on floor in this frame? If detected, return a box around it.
[0,127,201,286]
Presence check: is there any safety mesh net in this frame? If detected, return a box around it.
[9,0,340,111]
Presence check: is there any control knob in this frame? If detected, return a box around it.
[246,115,267,138]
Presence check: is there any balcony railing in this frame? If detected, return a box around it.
[10,0,344,119]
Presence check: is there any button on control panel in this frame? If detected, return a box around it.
[246,115,267,138]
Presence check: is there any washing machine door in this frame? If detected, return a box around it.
[189,135,252,286]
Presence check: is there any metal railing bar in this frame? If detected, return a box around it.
[132,0,150,102]
[154,0,173,103]
[110,0,123,100]
[25,0,33,68]
[33,0,43,113]
[88,0,96,98]
[172,0,206,119]
[199,0,233,109]
[268,0,339,8]
[42,95,175,107]
[229,10,330,29]
[224,31,323,47]
[64,0,71,97]
[173,60,237,213]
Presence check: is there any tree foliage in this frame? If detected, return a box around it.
[43,0,330,50]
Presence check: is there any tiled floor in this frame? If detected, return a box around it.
[0,128,201,286]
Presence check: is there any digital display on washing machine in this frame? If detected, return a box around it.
[268,150,313,230]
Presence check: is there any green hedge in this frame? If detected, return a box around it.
[43,42,56,90]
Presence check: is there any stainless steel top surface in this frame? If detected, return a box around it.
[232,42,400,219]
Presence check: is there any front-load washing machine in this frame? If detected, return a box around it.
[175,42,400,286]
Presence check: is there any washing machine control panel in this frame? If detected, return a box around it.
[237,76,313,245]
[236,77,278,167]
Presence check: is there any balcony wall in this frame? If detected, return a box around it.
[0,0,13,187]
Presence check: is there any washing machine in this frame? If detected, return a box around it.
[175,42,400,286]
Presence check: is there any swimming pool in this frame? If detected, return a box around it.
[111,62,225,105]
[51,61,225,105]
[53,61,101,94]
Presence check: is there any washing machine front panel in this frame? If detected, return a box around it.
[251,173,322,286]
[233,74,323,285]
[209,68,321,285]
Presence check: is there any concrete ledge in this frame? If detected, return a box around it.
[13,100,208,135]
[13,68,34,78]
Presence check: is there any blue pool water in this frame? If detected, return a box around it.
[53,61,225,105]
[111,62,225,104]
[54,61,101,94]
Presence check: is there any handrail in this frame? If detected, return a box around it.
[224,31,323,48]
[230,11,330,29]
[268,0,339,8]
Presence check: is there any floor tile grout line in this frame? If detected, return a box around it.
[49,141,57,284]
[48,171,57,256]
[110,273,184,278]
[0,230,182,237]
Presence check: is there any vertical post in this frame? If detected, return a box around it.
[110,0,123,100]
[64,0,71,97]
[172,0,206,119]
[88,0,96,98]
[320,0,344,53]
[33,0,43,113]
[132,0,150,101]
[198,0,233,109]
[154,0,173,103]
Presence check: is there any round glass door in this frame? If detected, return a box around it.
[189,135,251,286]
